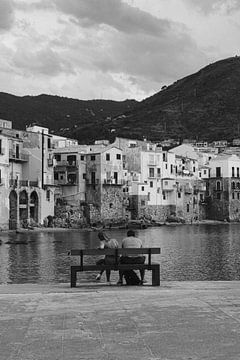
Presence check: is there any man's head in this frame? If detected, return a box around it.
[98,231,109,242]
[127,229,135,237]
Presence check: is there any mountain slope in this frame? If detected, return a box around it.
[0,93,137,143]
[1,56,240,143]
[116,56,240,142]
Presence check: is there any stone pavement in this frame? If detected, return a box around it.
[1,281,240,360]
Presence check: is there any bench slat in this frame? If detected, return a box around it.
[69,247,161,256]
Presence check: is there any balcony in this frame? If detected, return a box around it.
[48,158,54,167]
[162,178,176,191]
[103,179,123,186]
[184,185,193,194]
[55,160,77,167]
[86,179,99,186]
[9,149,29,162]
[9,179,39,188]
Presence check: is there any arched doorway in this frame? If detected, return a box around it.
[19,190,28,227]
[30,191,39,224]
[9,190,17,230]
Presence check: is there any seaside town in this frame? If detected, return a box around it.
[1,117,240,231]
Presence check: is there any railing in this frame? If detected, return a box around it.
[48,158,53,166]
[9,149,29,162]
[55,160,77,167]
[9,179,39,188]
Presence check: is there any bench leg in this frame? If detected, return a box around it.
[152,265,160,286]
[71,268,77,287]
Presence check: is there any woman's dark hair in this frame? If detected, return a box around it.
[127,229,135,237]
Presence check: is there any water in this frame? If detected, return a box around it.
[1,224,240,284]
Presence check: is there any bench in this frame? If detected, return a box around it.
[68,247,161,287]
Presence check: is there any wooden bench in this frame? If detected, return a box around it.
[68,247,161,287]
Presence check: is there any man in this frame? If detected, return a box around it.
[117,229,145,285]
[95,231,118,283]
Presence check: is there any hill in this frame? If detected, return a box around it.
[1,56,240,143]
[0,93,137,143]
[115,56,240,142]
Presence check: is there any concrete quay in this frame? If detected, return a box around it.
[1,281,240,360]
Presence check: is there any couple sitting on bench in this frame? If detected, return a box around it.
[96,229,145,285]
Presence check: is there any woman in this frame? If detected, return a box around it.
[96,231,119,283]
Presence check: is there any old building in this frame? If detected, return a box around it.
[0,125,55,230]
[85,145,124,224]
[208,154,240,221]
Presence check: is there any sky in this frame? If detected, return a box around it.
[0,0,240,101]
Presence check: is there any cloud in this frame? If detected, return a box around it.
[0,0,14,30]
[53,0,207,92]
[12,46,74,77]
[54,0,170,35]
[183,0,240,14]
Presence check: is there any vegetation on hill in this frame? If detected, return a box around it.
[0,93,137,143]
[1,56,240,143]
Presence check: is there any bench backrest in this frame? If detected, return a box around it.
[69,248,161,266]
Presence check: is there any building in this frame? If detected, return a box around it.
[85,145,124,224]
[0,126,55,230]
[207,154,240,221]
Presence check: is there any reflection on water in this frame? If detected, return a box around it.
[1,224,240,284]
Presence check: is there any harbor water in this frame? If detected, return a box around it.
[1,223,240,284]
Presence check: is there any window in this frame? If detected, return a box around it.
[187,204,190,212]
[232,182,236,189]
[193,166,196,172]
[178,192,181,198]
[165,164,168,170]
[141,186,144,191]
[163,153,166,162]
[83,173,86,179]
[216,167,221,177]
[106,153,110,161]
[163,192,166,200]
[232,192,235,199]
[157,168,161,177]
[67,155,76,165]
[91,172,96,184]
[16,144,19,159]
[0,139,2,154]
[114,172,118,184]
[91,155,95,161]
[199,173,202,178]
[171,164,174,174]
[232,167,235,177]
[150,181,153,188]
[204,170,207,175]
[55,154,61,162]
[109,203,113,208]
[46,190,50,201]
[116,154,121,160]
[81,155,85,161]
[237,182,240,189]
[141,200,145,206]
[48,138,51,149]
[217,193,221,200]
[54,172,58,180]
[147,192,150,201]
[149,168,154,177]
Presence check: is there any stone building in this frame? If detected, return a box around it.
[207,154,240,221]
[84,145,124,224]
[0,125,55,230]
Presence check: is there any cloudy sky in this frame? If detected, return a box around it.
[0,0,240,101]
